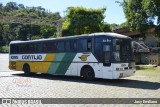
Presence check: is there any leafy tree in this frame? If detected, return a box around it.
[3,2,18,12]
[40,25,57,38]
[120,0,160,37]
[18,4,25,9]
[101,22,112,32]
[62,7,106,36]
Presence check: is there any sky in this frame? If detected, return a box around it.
[1,0,126,24]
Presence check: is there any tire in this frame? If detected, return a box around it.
[82,67,95,80]
[23,64,31,76]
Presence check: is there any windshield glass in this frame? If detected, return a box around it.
[113,38,133,62]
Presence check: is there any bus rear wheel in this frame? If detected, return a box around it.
[82,67,95,80]
[23,64,31,76]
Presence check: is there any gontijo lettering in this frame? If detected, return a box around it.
[22,55,42,60]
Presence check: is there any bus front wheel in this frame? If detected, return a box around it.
[23,64,31,76]
[81,67,95,80]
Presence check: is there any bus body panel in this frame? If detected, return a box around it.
[102,65,113,79]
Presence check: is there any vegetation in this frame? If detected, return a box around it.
[0,45,9,53]
[119,0,160,37]
[0,2,61,47]
[136,66,160,79]
[62,7,111,36]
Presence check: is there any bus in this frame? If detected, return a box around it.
[9,32,136,80]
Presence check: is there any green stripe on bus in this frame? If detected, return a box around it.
[47,53,66,74]
[55,53,77,74]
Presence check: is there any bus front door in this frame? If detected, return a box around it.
[102,43,112,79]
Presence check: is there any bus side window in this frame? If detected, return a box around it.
[15,45,19,53]
[87,39,92,51]
[30,43,38,53]
[42,43,47,53]
[25,44,29,53]
[46,42,52,53]
[19,44,23,53]
[78,39,92,52]
[49,42,57,52]
[65,41,71,52]
[57,41,64,52]
[35,43,40,53]
[70,40,77,52]
[30,45,34,53]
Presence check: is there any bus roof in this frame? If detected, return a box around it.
[91,32,130,39]
[10,32,131,44]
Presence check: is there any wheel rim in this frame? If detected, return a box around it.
[86,71,93,77]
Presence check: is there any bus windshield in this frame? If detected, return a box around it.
[113,38,133,63]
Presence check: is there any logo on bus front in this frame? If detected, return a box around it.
[121,64,127,67]
[79,55,89,61]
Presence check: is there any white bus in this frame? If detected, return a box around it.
[9,32,136,80]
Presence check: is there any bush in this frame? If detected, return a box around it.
[0,45,9,53]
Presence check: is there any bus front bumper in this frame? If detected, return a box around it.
[112,69,136,79]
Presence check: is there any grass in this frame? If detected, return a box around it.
[136,66,160,78]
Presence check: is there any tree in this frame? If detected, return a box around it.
[3,2,18,12]
[101,22,112,32]
[120,0,160,37]
[0,2,62,45]
[40,25,57,38]
[62,7,106,36]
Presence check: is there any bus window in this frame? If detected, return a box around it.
[77,39,92,52]
[73,41,77,51]
[49,42,57,52]
[29,43,39,53]
[87,39,92,51]
[35,43,41,53]
[78,39,87,52]
[25,44,29,53]
[70,40,77,52]
[57,41,64,52]
[15,45,19,53]
[46,42,52,53]
[42,43,47,53]
[65,41,71,52]
[113,39,133,62]
[19,44,24,53]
